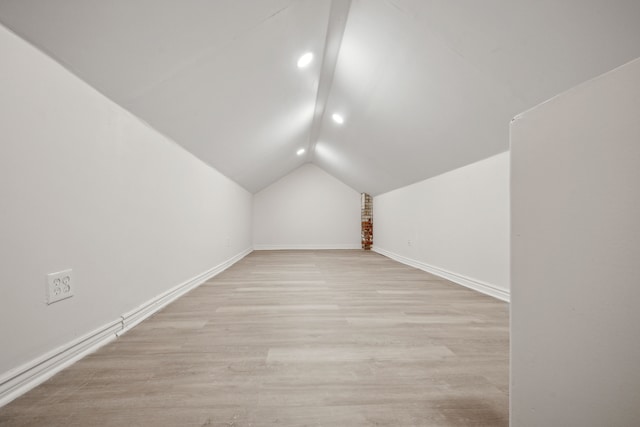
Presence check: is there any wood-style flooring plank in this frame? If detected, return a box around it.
[0,250,509,426]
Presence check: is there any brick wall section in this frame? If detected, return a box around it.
[361,193,373,250]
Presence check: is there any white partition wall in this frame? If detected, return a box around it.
[511,58,640,426]
[0,24,253,404]
[253,164,361,250]
[373,152,510,301]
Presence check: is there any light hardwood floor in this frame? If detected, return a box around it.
[0,250,509,426]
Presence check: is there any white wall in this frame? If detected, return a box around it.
[0,24,252,401]
[511,58,640,426]
[373,152,510,300]
[253,163,361,249]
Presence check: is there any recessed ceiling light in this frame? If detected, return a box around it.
[332,113,344,124]
[296,148,306,156]
[297,52,313,68]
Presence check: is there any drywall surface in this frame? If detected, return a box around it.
[0,25,252,379]
[253,163,360,249]
[373,152,510,300]
[511,58,640,426]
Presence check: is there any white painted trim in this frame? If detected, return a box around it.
[119,247,253,336]
[0,320,121,408]
[0,247,252,408]
[253,244,361,250]
[372,246,510,302]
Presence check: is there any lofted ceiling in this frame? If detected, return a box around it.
[1,0,639,195]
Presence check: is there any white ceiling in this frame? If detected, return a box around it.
[1,0,639,195]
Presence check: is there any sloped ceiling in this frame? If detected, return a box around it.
[1,0,639,195]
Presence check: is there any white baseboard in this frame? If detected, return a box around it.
[253,244,361,250]
[0,247,252,408]
[0,320,121,408]
[119,247,252,336]
[372,246,510,302]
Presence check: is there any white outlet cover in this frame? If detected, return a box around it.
[46,269,74,305]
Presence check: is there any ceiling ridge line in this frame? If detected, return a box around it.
[306,0,352,162]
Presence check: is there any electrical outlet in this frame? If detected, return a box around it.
[407,239,412,246]
[46,269,74,304]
